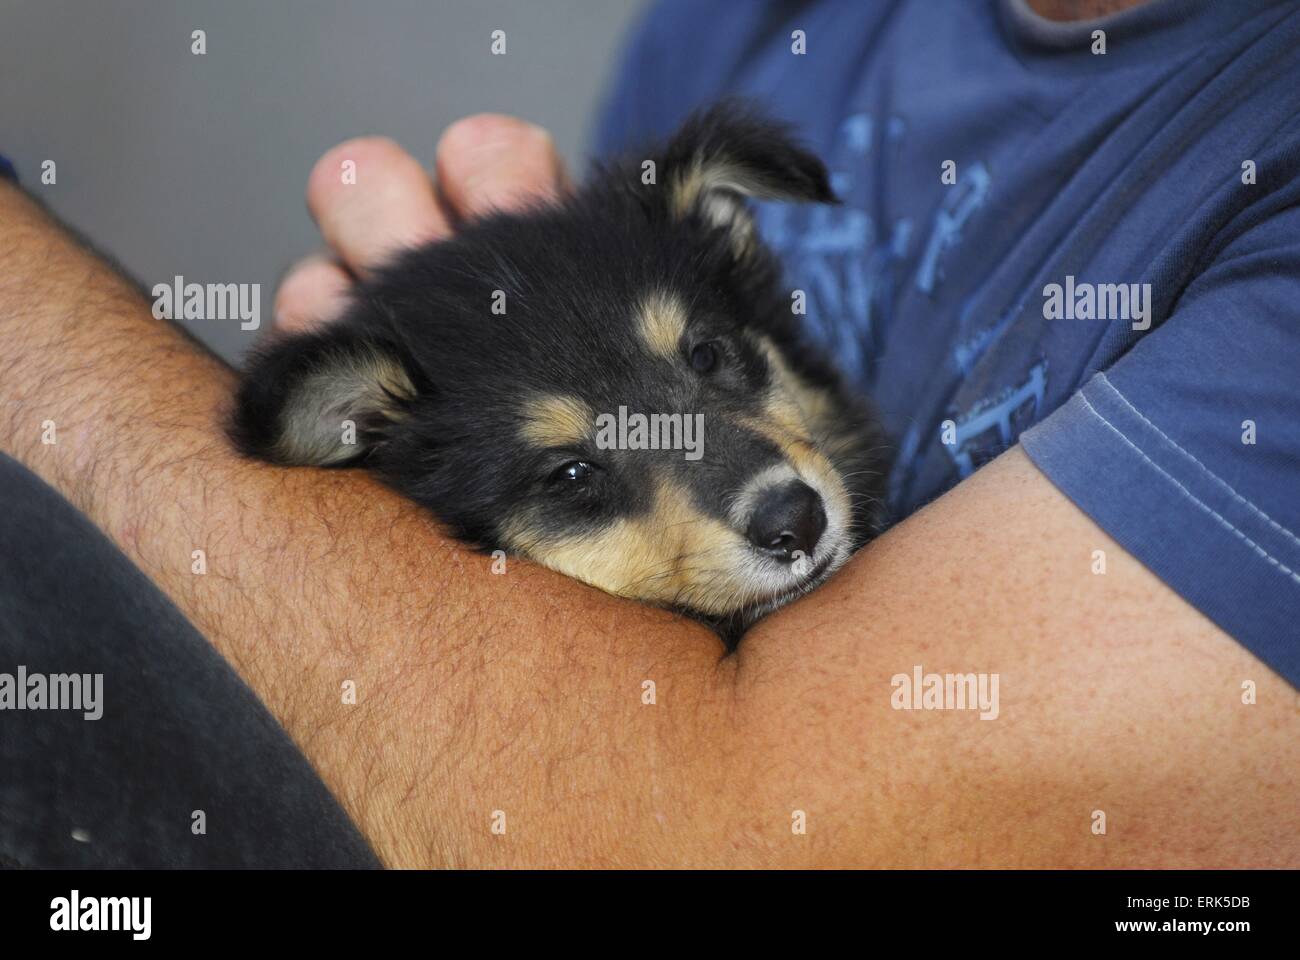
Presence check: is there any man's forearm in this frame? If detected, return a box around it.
[0,184,742,866]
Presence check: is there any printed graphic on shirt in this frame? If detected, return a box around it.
[753,111,1038,509]
[945,361,1047,477]
[754,113,907,393]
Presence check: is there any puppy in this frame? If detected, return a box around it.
[232,101,888,645]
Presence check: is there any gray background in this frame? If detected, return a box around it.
[0,0,646,362]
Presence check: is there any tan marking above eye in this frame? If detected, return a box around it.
[519,394,595,448]
[637,290,689,361]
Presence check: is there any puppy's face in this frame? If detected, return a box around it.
[233,103,886,631]
[497,286,875,623]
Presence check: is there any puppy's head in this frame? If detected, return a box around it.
[233,103,886,633]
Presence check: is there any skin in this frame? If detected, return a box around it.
[1,110,1296,867]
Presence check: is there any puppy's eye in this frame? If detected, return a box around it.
[689,342,720,374]
[552,460,596,483]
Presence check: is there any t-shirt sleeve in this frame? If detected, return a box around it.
[1021,203,1300,688]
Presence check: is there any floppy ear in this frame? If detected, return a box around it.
[230,326,417,466]
[660,99,837,250]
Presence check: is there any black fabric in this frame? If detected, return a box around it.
[0,453,381,868]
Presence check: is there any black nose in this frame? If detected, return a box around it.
[745,480,827,561]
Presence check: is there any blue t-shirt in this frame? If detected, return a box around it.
[595,0,1300,687]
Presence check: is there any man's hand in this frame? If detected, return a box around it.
[273,116,570,334]
[0,115,1296,868]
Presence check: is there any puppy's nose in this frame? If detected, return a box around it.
[746,480,827,561]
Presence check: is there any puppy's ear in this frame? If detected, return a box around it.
[231,326,417,466]
[660,99,837,248]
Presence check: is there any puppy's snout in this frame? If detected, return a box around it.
[745,480,827,561]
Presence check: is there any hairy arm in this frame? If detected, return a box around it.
[0,176,740,867]
[2,133,1294,867]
